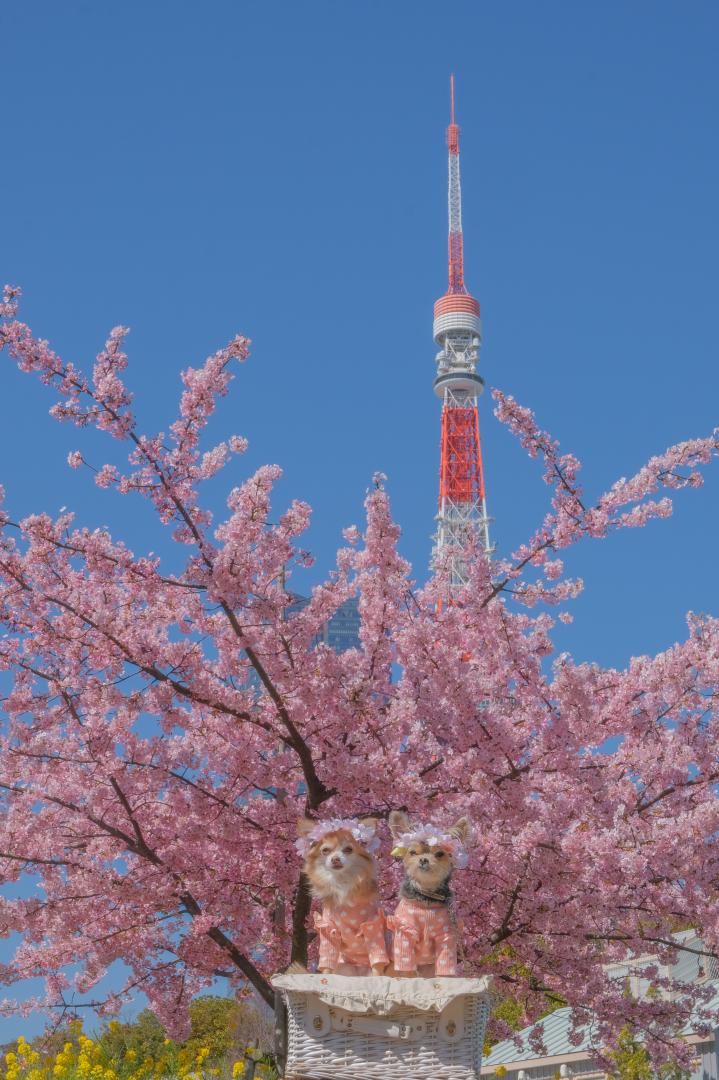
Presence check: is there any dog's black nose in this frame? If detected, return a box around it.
[419,857,430,869]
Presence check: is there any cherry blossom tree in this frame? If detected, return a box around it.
[1,285,718,1065]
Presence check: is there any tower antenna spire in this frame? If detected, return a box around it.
[446,75,465,294]
[432,76,492,588]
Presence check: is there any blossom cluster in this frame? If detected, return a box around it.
[294,818,381,856]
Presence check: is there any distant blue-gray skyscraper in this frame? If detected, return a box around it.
[285,595,360,653]
[245,596,361,696]
[318,597,360,652]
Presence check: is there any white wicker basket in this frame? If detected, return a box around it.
[271,973,492,1080]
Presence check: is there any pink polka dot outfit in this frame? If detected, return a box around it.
[388,897,458,976]
[314,901,389,972]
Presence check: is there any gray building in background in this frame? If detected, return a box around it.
[285,595,361,653]
[319,597,361,652]
[245,596,361,696]
[483,932,719,1080]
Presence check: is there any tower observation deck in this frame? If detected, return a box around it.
[432,75,491,587]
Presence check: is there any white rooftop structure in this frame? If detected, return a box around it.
[483,933,719,1080]
[483,995,719,1080]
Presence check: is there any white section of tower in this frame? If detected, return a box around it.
[433,308,481,340]
[448,149,462,235]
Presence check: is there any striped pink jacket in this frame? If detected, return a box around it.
[388,897,458,976]
[314,901,389,971]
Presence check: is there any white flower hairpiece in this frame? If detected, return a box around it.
[295,818,381,857]
[391,822,470,869]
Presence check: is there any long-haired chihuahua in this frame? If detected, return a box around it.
[297,817,389,976]
[387,810,471,977]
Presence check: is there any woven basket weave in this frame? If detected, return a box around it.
[272,974,491,1080]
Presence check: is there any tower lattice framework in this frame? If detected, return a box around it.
[432,75,491,587]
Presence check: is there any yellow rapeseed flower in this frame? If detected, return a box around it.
[232,1062,245,1078]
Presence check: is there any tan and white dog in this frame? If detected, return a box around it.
[387,810,471,977]
[297,817,389,976]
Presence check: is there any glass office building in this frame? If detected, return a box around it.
[285,595,361,653]
[244,594,361,696]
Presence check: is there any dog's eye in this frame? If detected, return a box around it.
[321,846,331,854]
[342,846,353,854]
[435,851,445,859]
[408,848,418,856]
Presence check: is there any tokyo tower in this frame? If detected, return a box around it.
[432,76,491,587]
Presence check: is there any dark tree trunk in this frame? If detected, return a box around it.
[290,873,312,965]
[273,989,288,1078]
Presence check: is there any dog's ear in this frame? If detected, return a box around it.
[297,818,316,837]
[449,817,471,844]
[388,810,410,838]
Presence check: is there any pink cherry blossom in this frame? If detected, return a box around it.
[0,293,718,1065]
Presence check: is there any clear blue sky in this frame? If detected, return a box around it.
[1,0,718,1036]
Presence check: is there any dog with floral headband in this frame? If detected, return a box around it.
[297,817,390,976]
[387,810,471,977]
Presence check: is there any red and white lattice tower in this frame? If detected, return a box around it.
[432,75,491,586]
